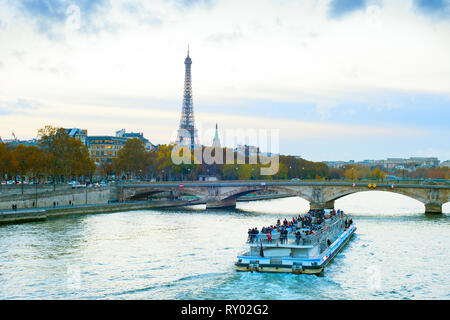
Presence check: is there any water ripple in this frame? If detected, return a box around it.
[0,196,449,299]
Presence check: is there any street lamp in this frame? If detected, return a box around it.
[35,176,38,208]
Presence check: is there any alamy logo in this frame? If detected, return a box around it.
[67,265,81,290]
[171,126,280,175]
[366,265,381,290]
[66,5,81,31]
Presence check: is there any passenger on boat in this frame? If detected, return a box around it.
[295,231,305,245]
[247,227,259,243]
[280,228,288,244]
[248,209,349,245]
[344,218,352,228]
[248,229,255,243]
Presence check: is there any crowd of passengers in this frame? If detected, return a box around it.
[247,209,353,244]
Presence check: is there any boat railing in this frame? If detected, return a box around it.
[246,214,349,245]
[247,232,320,246]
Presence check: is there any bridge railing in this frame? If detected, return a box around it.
[115,178,450,186]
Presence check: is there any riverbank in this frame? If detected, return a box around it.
[0,200,200,225]
[0,193,295,226]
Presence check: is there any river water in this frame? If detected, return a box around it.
[0,191,449,300]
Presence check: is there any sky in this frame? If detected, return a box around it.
[0,0,449,161]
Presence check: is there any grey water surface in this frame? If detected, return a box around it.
[1,192,449,299]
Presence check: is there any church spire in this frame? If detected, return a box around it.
[212,123,221,147]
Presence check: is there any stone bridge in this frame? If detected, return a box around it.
[114,181,450,214]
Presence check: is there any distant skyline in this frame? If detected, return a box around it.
[0,0,449,161]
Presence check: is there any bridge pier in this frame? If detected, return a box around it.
[206,198,236,209]
[425,202,442,214]
[309,200,335,211]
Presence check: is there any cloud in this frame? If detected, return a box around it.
[121,1,164,26]
[14,99,35,109]
[13,50,26,60]
[413,0,450,18]
[315,101,337,118]
[204,27,242,43]
[328,0,368,19]
[0,98,38,117]
[1,0,450,160]
[175,0,217,9]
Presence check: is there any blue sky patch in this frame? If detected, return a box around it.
[328,0,368,19]
[413,0,450,18]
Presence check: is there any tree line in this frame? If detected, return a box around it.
[1,125,448,183]
[111,139,391,181]
[393,166,450,180]
[0,126,96,184]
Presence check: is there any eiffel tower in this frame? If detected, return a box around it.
[175,47,198,149]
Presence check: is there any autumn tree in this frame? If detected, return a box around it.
[38,126,95,185]
[0,143,18,181]
[11,145,44,192]
[344,167,358,180]
[114,138,148,179]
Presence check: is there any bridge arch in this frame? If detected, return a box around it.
[322,187,428,204]
[219,186,312,203]
[128,189,198,201]
[329,190,425,204]
[120,187,203,201]
[221,188,265,201]
[266,186,313,203]
[332,190,425,211]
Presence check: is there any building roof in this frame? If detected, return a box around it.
[64,128,86,137]
[87,136,128,144]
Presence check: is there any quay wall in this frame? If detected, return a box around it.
[0,200,198,225]
[0,186,111,210]
[0,184,72,197]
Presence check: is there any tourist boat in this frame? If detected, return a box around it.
[235,209,356,274]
